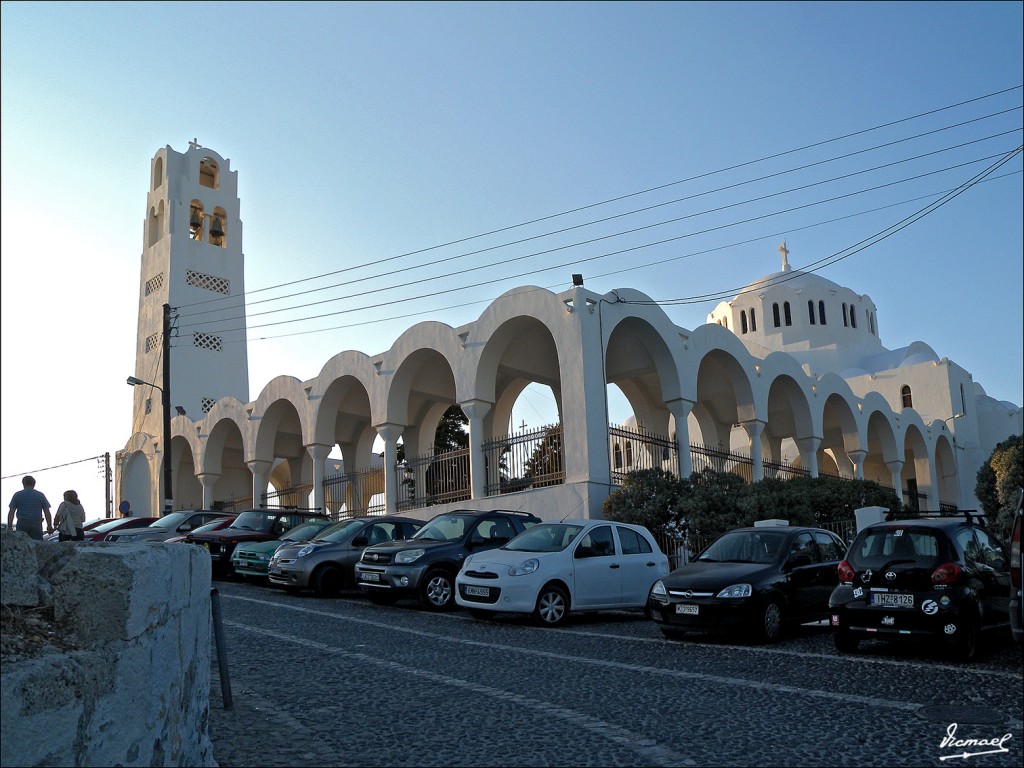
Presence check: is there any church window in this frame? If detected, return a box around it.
[192,332,223,352]
[741,311,748,334]
[901,385,913,409]
[613,443,623,469]
[773,303,781,327]
[199,157,219,189]
[808,301,815,325]
[850,308,857,329]
[209,207,227,248]
[750,308,756,332]
[842,303,848,327]
[783,302,792,326]
[189,201,204,241]
[152,157,163,190]
[959,384,966,415]
[625,442,634,467]
[818,300,826,325]
[869,312,876,335]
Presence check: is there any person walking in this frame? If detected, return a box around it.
[7,475,52,540]
[55,490,86,541]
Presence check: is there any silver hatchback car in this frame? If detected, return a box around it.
[268,515,423,596]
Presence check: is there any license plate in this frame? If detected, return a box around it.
[871,593,913,607]
[269,566,281,575]
[675,604,699,615]
[360,572,380,582]
[465,585,490,597]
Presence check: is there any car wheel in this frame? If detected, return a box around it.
[313,565,345,597]
[367,591,398,606]
[755,598,784,644]
[533,585,569,627]
[834,632,860,653]
[949,616,979,662]
[421,569,455,611]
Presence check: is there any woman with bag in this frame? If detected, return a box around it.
[56,490,86,541]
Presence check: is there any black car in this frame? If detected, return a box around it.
[354,509,541,611]
[647,524,847,643]
[1011,493,1023,644]
[829,511,1012,661]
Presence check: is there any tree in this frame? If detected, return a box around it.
[975,434,1023,540]
[602,468,686,536]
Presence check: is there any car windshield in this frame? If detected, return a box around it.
[698,530,787,564]
[93,518,140,533]
[191,519,231,534]
[313,519,364,543]
[504,523,584,552]
[280,521,329,542]
[412,514,475,543]
[229,511,274,532]
[847,527,943,569]
[150,512,190,529]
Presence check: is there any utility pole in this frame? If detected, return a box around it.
[104,452,112,516]
[162,302,173,514]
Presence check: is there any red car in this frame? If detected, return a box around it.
[83,517,159,542]
[44,517,116,542]
[164,516,237,543]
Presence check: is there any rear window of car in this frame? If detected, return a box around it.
[847,527,943,569]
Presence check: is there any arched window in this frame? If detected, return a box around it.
[960,383,966,415]
[842,303,848,327]
[901,385,913,409]
[750,308,756,332]
[613,443,623,469]
[773,303,781,328]
[189,200,204,241]
[209,207,227,248]
[199,157,219,189]
[741,311,748,334]
[783,302,792,326]
[625,442,634,467]
[850,308,857,329]
[152,157,163,190]
[808,300,816,325]
[818,300,826,325]
[869,312,876,335]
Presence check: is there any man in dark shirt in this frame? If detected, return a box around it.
[7,475,52,540]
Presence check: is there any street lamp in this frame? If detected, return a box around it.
[127,375,172,514]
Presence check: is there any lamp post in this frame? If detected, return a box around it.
[127,375,172,514]
[943,413,965,446]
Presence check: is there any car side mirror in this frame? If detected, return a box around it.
[180,523,192,532]
[352,536,368,547]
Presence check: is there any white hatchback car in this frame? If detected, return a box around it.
[455,519,669,626]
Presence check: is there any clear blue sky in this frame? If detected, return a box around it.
[2,1,1021,516]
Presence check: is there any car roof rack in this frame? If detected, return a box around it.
[884,509,988,526]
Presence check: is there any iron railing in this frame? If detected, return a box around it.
[482,424,565,496]
[322,467,386,518]
[396,448,471,510]
[608,423,678,484]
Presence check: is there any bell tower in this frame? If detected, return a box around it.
[128,141,249,485]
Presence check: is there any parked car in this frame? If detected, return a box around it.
[455,519,669,626]
[187,507,331,577]
[83,517,160,542]
[1011,491,1023,645]
[164,516,236,543]
[105,509,230,543]
[230,519,335,580]
[355,509,541,610]
[829,511,1011,661]
[648,524,848,643]
[269,515,424,596]
[44,517,115,542]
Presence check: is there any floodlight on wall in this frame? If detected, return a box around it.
[175,406,187,416]
[572,274,584,287]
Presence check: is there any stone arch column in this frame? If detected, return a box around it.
[460,399,492,499]
[306,442,332,514]
[797,436,822,478]
[247,459,272,508]
[741,420,766,482]
[197,472,220,509]
[375,423,403,514]
[846,449,867,480]
[886,459,905,501]
[666,398,694,479]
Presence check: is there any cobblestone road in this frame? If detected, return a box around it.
[207,581,1023,767]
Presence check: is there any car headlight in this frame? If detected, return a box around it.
[508,558,539,577]
[651,580,667,596]
[717,583,752,599]
[394,548,425,564]
[297,544,316,557]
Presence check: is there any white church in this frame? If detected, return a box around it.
[118,143,1022,522]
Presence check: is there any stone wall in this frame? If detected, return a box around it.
[0,532,215,767]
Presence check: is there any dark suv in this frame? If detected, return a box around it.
[829,511,1012,661]
[355,509,541,610]
[188,507,331,577]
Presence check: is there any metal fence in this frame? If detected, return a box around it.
[689,443,753,483]
[482,424,565,496]
[322,467,386,517]
[608,423,678,484]
[261,484,313,510]
[396,448,471,510]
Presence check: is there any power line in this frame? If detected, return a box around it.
[175,86,1022,314]
[2,454,106,481]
